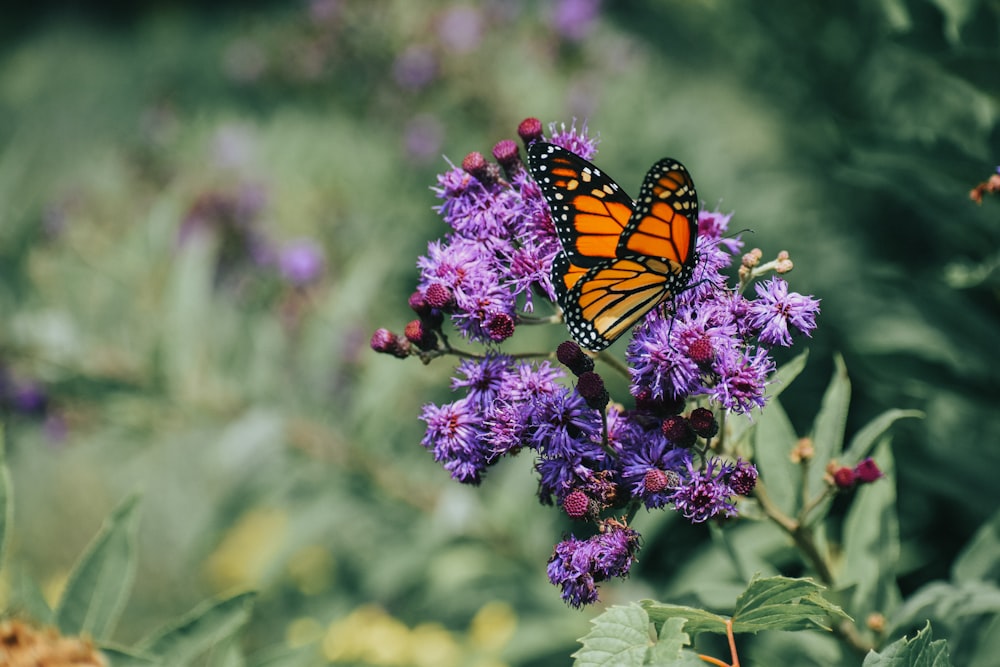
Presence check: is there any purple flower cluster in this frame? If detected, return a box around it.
[373,118,821,607]
[414,119,596,342]
[626,212,820,414]
[547,520,639,608]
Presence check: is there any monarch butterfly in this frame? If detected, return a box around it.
[527,142,699,351]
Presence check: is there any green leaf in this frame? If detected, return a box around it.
[99,645,161,667]
[161,233,216,397]
[573,603,653,667]
[645,577,850,640]
[55,494,141,641]
[765,349,809,403]
[641,600,729,636]
[890,581,1000,635]
[843,409,923,466]
[205,632,246,667]
[753,395,801,517]
[862,622,952,667]
[841,438,901,620]
[0,427,11,568]
[137,592,256,665]
[808,354,851,502]
[646,618,703,666]
[245,644,318,667]
[7,566,54,625]
[731,575,851,633]
[953,507,1000,583]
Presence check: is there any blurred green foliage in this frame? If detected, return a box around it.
[0,1,998,665]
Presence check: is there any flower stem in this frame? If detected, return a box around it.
[596,349,630,380]
[753,482,834,586]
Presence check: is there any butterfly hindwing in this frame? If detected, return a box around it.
[528,142,633,268]
[532,142,700,350]
[554,255,688,351]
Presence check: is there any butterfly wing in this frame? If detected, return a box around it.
[552,254,683,351]
[536,146,700,351]
[618,158,698,274]
[528,142,634,268]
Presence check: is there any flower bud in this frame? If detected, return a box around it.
[576,371,609,411]
[556,340,594,376]
[423,283,455,310]
[517,117,543,145]
[688,407,719,438]
[562,490,590,519]
[662,415,696,448]
[370,328,410,359]
[404,319,438,351]
[644,469,669,494]
[687,335,715,366]
[461,151,501,186]
[492,139,523,179]
[728,460,758,496]
[854,457,883,484]
[832,466,856,488]
[408,290,430,316]
[487,312,515,341]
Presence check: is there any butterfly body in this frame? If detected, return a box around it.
[528,142,699,351]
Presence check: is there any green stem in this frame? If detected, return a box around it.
[753,481,835,586]
[595,350,630,380]
[517,313,564,325]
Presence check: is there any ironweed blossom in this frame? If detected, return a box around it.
[372,118,821,607]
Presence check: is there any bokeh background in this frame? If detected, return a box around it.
[2,1,998,665]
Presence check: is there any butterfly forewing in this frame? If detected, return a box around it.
[617,158,698,267]
[528,142,633,267]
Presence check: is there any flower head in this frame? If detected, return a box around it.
[546,521,640,608]
[670,457,739,523]
[279,239,326,286]
[746,276,820,347]
[420,399,488,485]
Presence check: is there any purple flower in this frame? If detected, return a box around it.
[626,304,722,402]
[547,537,600,608]
[482,360,565,460]
[727,459,759,496]
[530,388,601,459]
[670,458,738,523]
[278,239,326,286]
[548,0,602,41]
[710,346,775,414]
[393,45,437,91]
[621,436,690,509]
[590,524,640,578]
[495,360,565,418]
[451,355,512,408]
[546,522,640,608]
[0,373,48,415]
[437,6,484,54]
[483,399,529,458]
[420,399,489,484]
[546,120,598,160]
[746,277,821,347]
